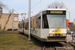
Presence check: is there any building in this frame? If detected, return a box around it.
[68,19,75,26]
[69,19,75,30]
[0,13,19,30]
[69,22,74,26]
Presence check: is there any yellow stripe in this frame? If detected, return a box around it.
[35,28,37,36]
[54,28,61,34]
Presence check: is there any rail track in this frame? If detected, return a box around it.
[42,42,75,50]
[19,33,75,50]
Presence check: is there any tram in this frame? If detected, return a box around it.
[18,9,67,42]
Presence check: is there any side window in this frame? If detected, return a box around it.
[0,24,1,30]
[25,22,29,30]
[27,22,29,30]
[37,17,41,29]
[37,18,39,28]
[24,23,25,29]
[25,23,26,29]
[0,15,1,19]
[25,23,27,30]
[42,14,49,28]
[21,24,22,28]
[18,24,20,28]
[39,17,41,29]
[33,20,34,28]
[31,21,32,28]
[34,19,37,28]
[33,19,34,28]
[35,19,37,28]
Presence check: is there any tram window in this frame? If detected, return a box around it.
[42,14,49,28]
[23,23,24,28]
[36,21,37,23]
[18,24,20,28]
[37,18,39,28]
[31,21,32,28]
[25,22,29,30]
[21,24,22,28]
[0,24,1,29]
[39,17,41,19]
[37,17,41,29]
[27,23,28,30]
[39,17,41,29]
[25,23,27,30]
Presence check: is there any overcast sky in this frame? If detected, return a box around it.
[1,0,75,22]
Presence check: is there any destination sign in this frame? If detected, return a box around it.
[50,11,63,14]
[42,10,66,15]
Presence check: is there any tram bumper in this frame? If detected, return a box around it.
[40,36,66,42]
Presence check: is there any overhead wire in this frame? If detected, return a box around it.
[14,9,21,15]
[4,0,42,16]
[31,0,42,9]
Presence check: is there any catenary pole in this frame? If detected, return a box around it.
[12,9,14,33]
[24,17,25,29]
[28,0,31,40]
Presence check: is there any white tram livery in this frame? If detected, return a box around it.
[18,9,67,42]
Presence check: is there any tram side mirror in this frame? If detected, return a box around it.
[39,17,41,19]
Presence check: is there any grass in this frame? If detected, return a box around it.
[0,31,39,50]
[0,31,18,33]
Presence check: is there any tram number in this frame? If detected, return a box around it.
[56,34,60,36]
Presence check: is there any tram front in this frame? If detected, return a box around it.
[41,9,66,42]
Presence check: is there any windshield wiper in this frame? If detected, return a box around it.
[58,22,62,29]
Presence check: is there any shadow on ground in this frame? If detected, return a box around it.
[19,32,65,50]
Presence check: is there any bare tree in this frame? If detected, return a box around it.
[0,1,7,18]
[0,1,6,8]
[0,1,12,31]
[48,2,66,8]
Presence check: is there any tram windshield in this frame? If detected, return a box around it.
[42,10,66,28]
[42,15,66,28]
[47,15,66,28]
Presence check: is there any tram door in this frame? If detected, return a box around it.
[37,17,41,37]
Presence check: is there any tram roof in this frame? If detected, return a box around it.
[42,8,66,11]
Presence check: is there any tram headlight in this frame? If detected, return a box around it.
[63,34,66,36]
[50,34,53,36]
[61,34,63,36]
